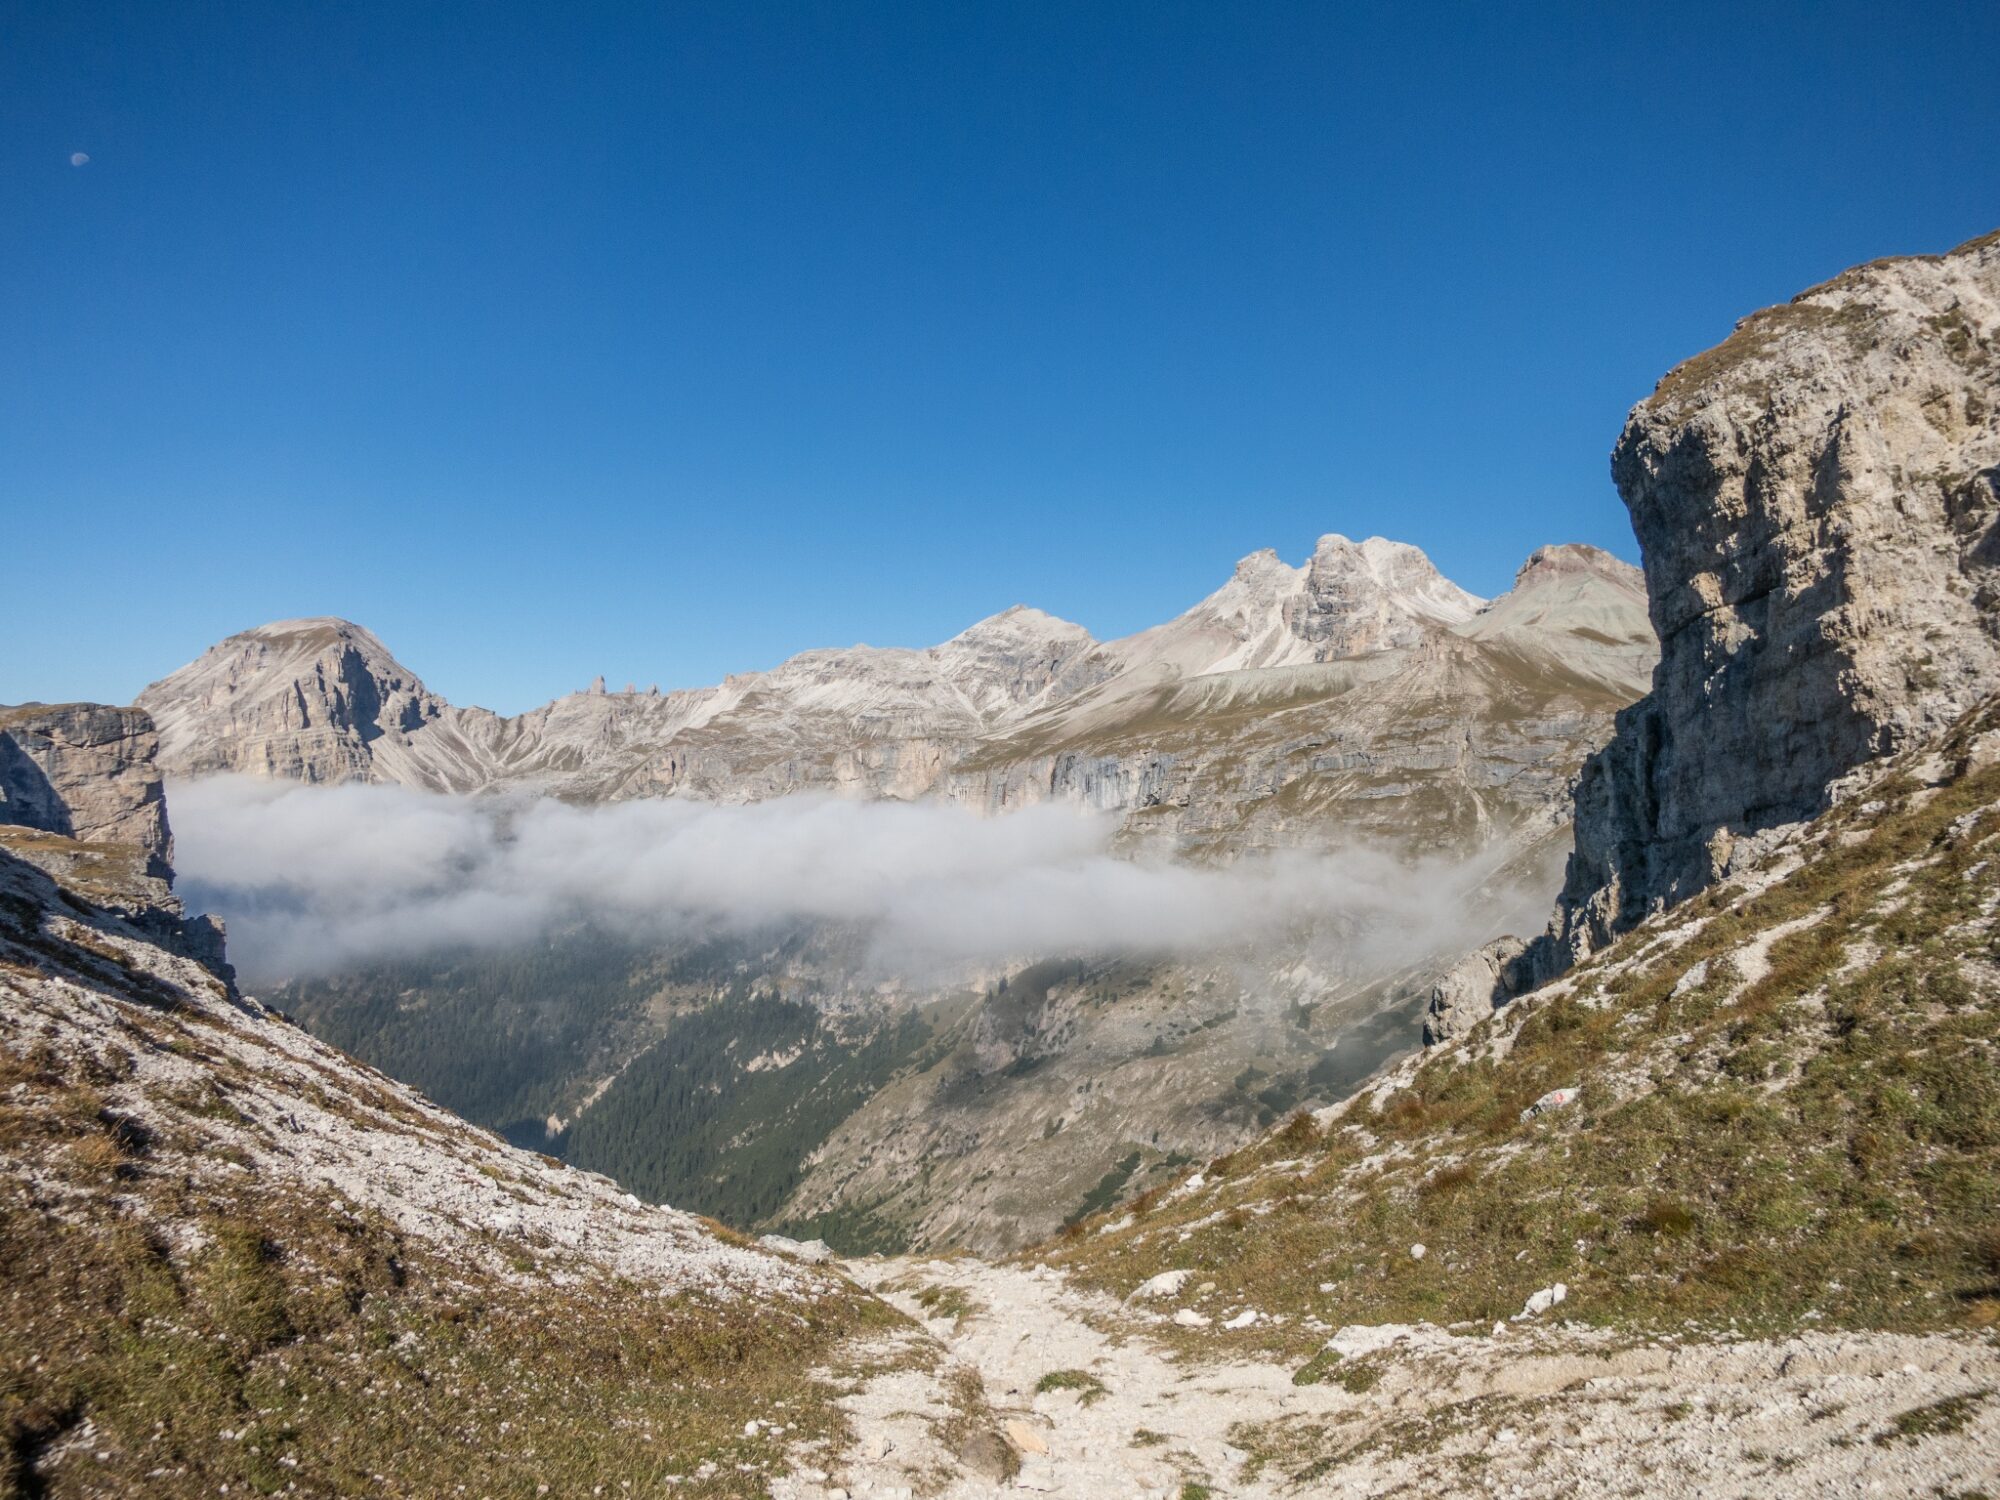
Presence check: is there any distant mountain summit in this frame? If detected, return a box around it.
[138,534,1653,857]
[139,616,464,785]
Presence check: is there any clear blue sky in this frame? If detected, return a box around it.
[4,2,1995,713]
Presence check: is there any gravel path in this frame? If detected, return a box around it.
[776,1255,2000,1499]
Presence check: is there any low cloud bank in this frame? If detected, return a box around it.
[171,776,1538,982]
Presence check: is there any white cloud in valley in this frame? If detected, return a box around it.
[170,775,1542,981]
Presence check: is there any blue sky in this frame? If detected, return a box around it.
[4,2,1996,714]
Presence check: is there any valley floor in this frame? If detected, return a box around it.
[785,1254,2000,1499]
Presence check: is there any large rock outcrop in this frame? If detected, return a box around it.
[0,701,233,975]
[0,702,174,878]
[1422,935,1529,1046]
[1549,228,2000,964]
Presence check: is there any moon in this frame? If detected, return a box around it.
[69,152,89,167]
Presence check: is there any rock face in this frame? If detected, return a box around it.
[135,618,484,790]
[1283,534,1485,655]
[1549,229,2000,964]
[0,702,234,976]
[0,702,174,878]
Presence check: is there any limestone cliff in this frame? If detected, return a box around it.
[0,702,230,974]
[1551,228,1999,965]
[0,702,174,878]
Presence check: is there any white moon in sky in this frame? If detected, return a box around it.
[70,152,89,167]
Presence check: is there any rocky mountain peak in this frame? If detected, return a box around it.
[1510,543,1639,590]
[138,615,450,785]
[942,604,1096,652]
[243,613,389,647]
[925,605,1105,719]
[135,522,1655,830]
[1284,533,1485,655]
[1228,546,1292,583]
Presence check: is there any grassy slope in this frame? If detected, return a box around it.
[1042,702,2000,1364]
[0,855,903,1499]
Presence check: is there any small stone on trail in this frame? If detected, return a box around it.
[954,1427,1013,1481]
[1004,1418,1051,1455]
[1012,1454,1058,1492]
[1173,1309,1211,1328]
[1515,1282,1568,1320]
[1128,1268,1193,1301]
[1410,1243,1427,1260]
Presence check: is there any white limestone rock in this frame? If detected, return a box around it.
[1549,229,2000,967]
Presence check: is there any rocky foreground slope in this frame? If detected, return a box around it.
[0,744,915,1496]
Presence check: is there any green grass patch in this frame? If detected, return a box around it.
[1034,1368,1108,1404]
[1874,1388,1992,1446]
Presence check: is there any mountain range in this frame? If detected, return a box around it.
[136,536,1652,856]
[120,535,1654,1251]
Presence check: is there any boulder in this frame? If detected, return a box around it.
[1423,936,1530,1045]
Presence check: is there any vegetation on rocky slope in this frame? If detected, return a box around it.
[1043,701,2000,1363]
[564,992,936,1226]
[0,850,900,1499]
[0,1169,885,1498]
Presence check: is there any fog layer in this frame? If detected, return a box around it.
[170,775,1537,982]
